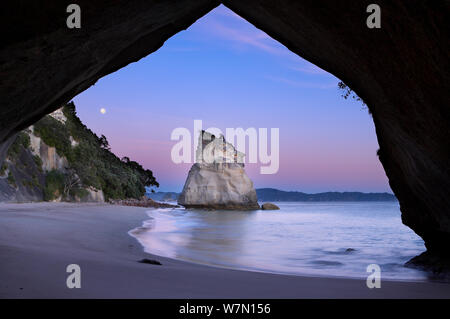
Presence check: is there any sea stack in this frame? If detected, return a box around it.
[178,131,260,210]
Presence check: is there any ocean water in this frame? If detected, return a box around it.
[130,202,430,281]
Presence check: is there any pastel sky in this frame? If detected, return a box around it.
[73,5,391,193]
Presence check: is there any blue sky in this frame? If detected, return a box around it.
[73,5,391,193]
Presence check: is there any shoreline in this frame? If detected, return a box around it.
[1,202,450,298]
[130,209,431,284]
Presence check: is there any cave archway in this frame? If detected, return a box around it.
[1,1,449,256]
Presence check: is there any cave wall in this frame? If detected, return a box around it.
[1,1,449,252]
[222,0,450,252]
[0,0,221,151]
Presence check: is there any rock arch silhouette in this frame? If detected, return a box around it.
[1,1,449,258]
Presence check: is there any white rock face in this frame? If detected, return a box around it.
[30,138,67,172]
[29,126,68,172]
[49,108,67,124]
[179,131,259,210]
[83,187,105,203]
[178,163,259,210]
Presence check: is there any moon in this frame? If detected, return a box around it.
[100,108,106,114]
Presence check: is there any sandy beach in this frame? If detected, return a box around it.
[1,202,449,299]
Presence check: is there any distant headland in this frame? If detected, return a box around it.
[147,188,397,202]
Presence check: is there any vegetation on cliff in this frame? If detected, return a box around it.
[1,102,158,202]
[34,102,159,200]
[0,131,45,201]
[7,132,31,158]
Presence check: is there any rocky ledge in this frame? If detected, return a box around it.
[110,197,179,209]
[261,203,280,210]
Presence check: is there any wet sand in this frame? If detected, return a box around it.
[0,202,449,298]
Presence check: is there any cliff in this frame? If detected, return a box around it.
[0,131,46,202]
[0,102,158,203]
